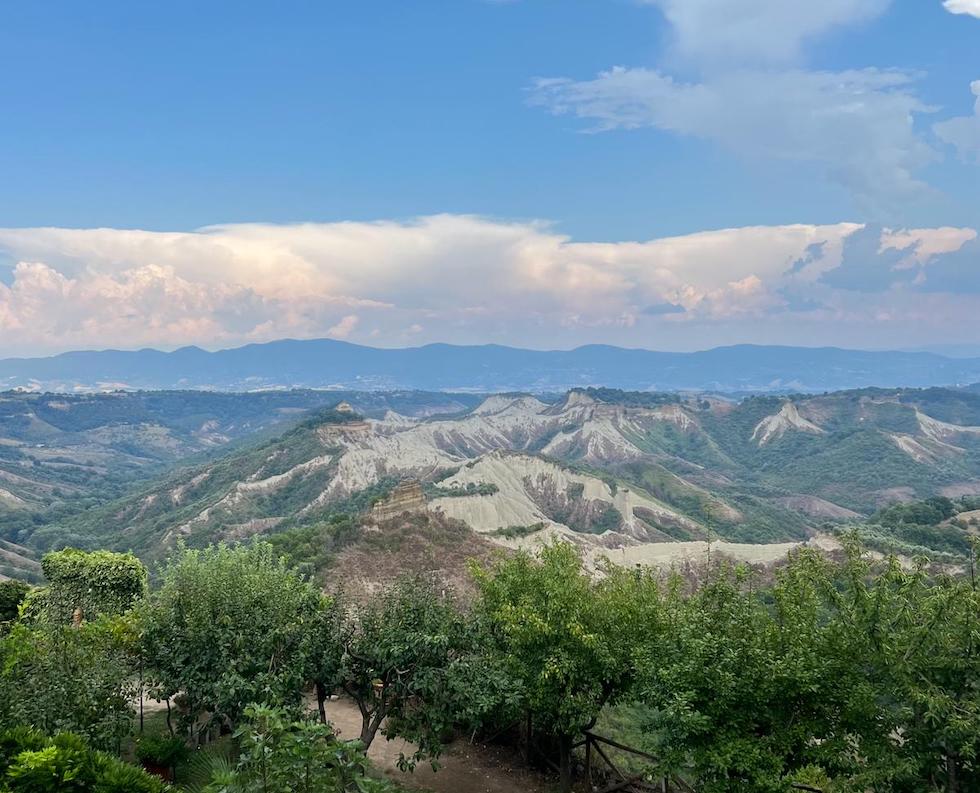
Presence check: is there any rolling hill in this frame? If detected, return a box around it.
[0,390,481,546]
[14,385,980,568]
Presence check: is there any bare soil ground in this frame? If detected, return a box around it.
[323,697,552,793]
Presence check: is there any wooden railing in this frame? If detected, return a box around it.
[576,731,695,793]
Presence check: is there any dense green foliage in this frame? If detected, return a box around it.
[0,581,30,626]
[636,547,980,792]
[582,388,682,408]
[489,522,546,539]
[842,496,977,558]
[472,542,659,789]
[134,733,188,769]
[265,515,361,581]
[322,576,466,764]
[0,728,165,793]
[41,549,147,624]
[872,496,959,528]
[4,537,980,792]
[0,616,139,750]
[201,704,394,793]
[141,544,325,740]
[424,481,500,498]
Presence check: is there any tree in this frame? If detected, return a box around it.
[632,544,980,792]
[472,542,658,792]
[306,596,345,727]
[141,543,324,740]
[632,554,855,792]
[326,575,465,766]
[841,551,980,791]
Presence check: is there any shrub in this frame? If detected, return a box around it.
[0,617,139,749]
[0,729,164,793]
[134,734,187,769]
[41,549,147,624]
[0,580,31,626]
[202,704,394,793]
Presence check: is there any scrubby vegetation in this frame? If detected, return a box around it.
[837,495,979,559]
[490,522,546,539]
[424,481,500,498]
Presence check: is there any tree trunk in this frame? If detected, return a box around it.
[360,714,375,749]
[315,681,327,725]
[522,711,532,765]
[558,733,573,793]
[947,750,959,793]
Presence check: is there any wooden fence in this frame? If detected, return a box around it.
[575,732,822,793]
[576,731,695,793]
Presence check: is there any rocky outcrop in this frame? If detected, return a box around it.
[317,420,372,444]
[370,480,427,521]
[752,402,824,445]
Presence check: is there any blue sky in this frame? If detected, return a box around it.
[0,1,979,355]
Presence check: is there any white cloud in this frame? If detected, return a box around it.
[327,314,360,339]
[526,0,974,211]
[532,67,936,211]
[934,80,980,161]
[0,217,978,355]
[640,0,891,64]
[944,0,980,18]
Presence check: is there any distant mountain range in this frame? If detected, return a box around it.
[3,338,980,394]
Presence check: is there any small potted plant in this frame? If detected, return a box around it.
[135,734,187,782]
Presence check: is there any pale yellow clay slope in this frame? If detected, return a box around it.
[751,402,825,446]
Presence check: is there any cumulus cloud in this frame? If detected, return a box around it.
[327,314,360,339]
[531,67,935,210]
[944,0,980,18]
[935,80,980,161]
[639,0,891,64]
[819,224,979,292]
[0,216,978,355]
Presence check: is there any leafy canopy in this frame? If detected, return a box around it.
[141,542,325,738]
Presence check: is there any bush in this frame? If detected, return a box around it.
[134,734,187,769]
[142,543,325,740]
[0,728,164,793]
[41,549,147,624]
[201,704,394,793]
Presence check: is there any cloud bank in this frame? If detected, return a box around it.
[0,216,978,356]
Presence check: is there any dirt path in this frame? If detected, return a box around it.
[323,698,552,793]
